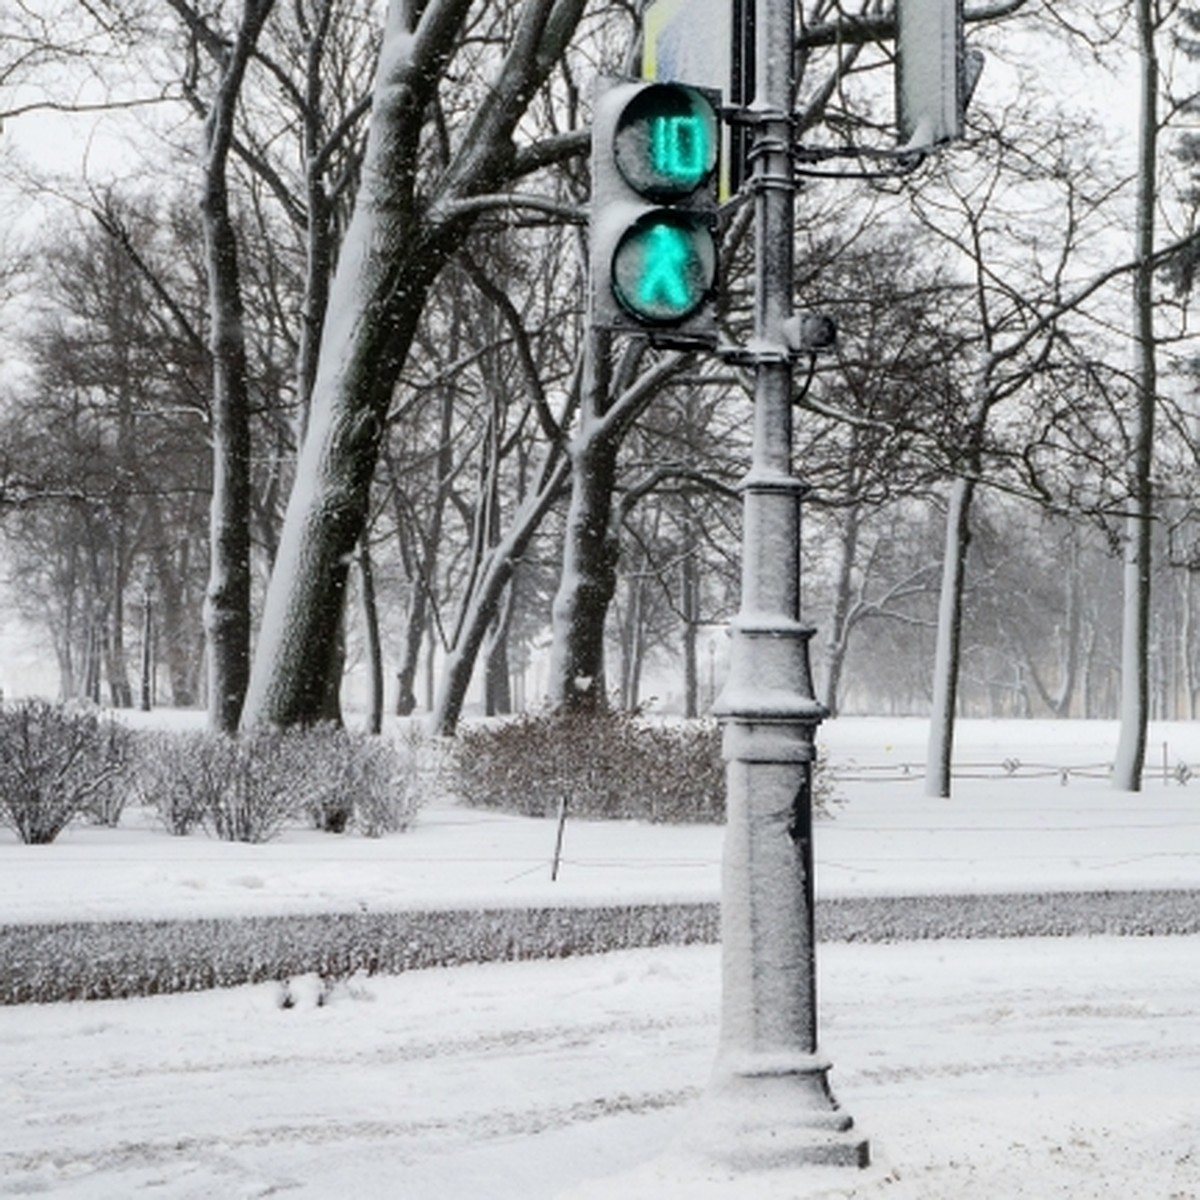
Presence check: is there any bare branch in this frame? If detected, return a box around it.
[433,191,585,224]
[799,0,1030,50]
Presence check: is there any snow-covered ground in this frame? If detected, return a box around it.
[2,716,1199,922]
[3,938,1197,1198]
[2,716,1199,1198]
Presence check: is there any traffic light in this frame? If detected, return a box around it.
[895,0,980,147]
[590,78,721,347]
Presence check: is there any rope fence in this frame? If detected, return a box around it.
[828,744,1195,786]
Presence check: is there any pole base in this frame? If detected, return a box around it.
[693,1055,870,1171]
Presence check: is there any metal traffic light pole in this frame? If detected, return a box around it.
[702,0,868,1169]
[590,0,975,1175]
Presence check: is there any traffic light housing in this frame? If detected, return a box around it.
[590,77,721,347]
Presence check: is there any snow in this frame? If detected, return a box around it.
[2,938,1196,1198]
[3,716,1198,923]
[2,716,1199,1197]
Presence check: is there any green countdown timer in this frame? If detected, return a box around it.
[609,84,719,324]
[613,85,719,199]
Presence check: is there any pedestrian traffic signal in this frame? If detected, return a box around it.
[590,78,721,346]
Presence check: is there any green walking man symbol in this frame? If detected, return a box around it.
[637,222,694,313]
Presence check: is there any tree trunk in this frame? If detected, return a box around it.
[395,582,428,717]
[85,617,102,704]
[391,386,455,717]
[682,534,699,717]
[139,588,154,712]
[242,0,585,730]
[54,643,76,704]
[484,584,514,717]
[1114,0,1159,791]
[358,539,384,734]
[477,391,514,719]
[430,451,570,735]
[547,332,619,713]
[1182,570,1196,720]
[1020,528,1081,718]
[152,536,201,708]
[824,501,863,718]
[106,563,134,708]
[925,475,975,798]
[296,138,333,444]
[548,439,620,711]
[201,0,275,732]
[241,45,446,727]
[618,569,644,711]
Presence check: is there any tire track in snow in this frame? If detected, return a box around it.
[5,1008,714,1088]
[0,1086,701,1182]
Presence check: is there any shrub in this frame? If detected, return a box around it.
[295,723,424,837]
[353,726,430,837]
[128,730,216,835]
[447,709,719,823]
[289,724,355,833]
[132,724,426,841]
[449,709,838,824]
[0,700,132,844]
[126,728,297,842]
[205,729,306,842]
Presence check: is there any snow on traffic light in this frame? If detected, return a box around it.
[895,0,980,147]
[589,78,721,347]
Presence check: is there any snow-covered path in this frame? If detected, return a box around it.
[3,937,1197,1199]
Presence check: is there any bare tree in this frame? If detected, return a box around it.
[175,0,279,731]
[1113,0,1174,789]
[546,331,695,711]
[898,52,1200,794]
[242,0,590,729]
[1,204,211,705]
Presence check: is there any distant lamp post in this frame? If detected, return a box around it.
[140,573,155,713]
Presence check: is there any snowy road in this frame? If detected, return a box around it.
[3,937,1198,1199]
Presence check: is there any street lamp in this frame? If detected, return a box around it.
[700,0,868,1170]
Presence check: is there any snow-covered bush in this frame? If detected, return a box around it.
[449,710,725,823]
[350,729,428,837]
[289,724,354,833]
[294,723,423,837]
[0,900,721,1003]
[450,710,838,823]
[0,700,132,844]
[131,724,424,840]
[127,730,214,835]
[198,729,299,843]
[126,728,297,842]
